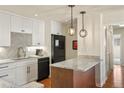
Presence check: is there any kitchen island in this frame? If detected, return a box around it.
[51,56,100,88]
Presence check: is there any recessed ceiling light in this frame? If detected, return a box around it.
[34,14,38,17]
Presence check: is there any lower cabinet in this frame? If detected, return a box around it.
[15,61,38,86]
[0,58,38,87]
[0,69,16,85]
[27,63,38,82]
[15,65,28,86]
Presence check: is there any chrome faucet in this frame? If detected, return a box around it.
[17,47,26,57]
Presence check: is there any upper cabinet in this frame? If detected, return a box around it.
[11,15,33,34]
[0,13,11,46]
[32,20,45,46]
[51,21,63,35]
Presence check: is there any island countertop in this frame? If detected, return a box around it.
[51,56,100,72]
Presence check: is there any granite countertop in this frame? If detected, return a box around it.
[0,59,15,64]
[51,56,100,72]
[0,55,49,65]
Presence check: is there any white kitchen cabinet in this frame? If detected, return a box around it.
[11,15,33,34]
[15,58,38,86]
[51,20,62,35]
[15,65,28,86]
[27,63,38,82]
[32,20,45,46]
[0,13,11,46]
[0,68,16,85]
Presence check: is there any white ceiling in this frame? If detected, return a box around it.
[0,5,124,22]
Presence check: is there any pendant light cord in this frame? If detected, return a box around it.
[71,6,73,28]
[82,13,84,30]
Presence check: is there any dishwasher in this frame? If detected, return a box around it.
[37,57,49,81]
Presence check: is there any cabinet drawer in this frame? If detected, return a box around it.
[16,58,37,67]
[0,63,16,71]
[0,69,16,84]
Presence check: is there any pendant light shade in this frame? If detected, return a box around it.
[79,11,87,38]
[68,5,75,36]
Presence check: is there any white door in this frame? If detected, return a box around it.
[22,18,33,34]
[15,65,28,86]
[32,20,45,46]
[0,13,11,46]
[11,15,23,33]
[32,20,40,45]
[27,63,38,82]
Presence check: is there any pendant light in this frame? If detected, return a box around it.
[68,5,75,36]
[79,11,88,38]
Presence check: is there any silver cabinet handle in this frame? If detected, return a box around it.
[27,66,29,74]
[29,66,30,73]
[0,74,8,78]
[27,66,30,74]
[0,66,8,69]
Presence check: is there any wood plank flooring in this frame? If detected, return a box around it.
[103,65,124,88]
[40,65,124,88]
[40,78,51,88]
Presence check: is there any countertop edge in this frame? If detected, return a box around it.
[51,61,99,72]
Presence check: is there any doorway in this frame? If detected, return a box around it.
[104,25,123,87]
[113,34,121,65]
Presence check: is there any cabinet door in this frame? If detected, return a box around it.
[39,21,45,46]
[0,13,11,46]
[11,15,33,34]
[22,17,33,34]
[32,20,40,45]
[11,15,23,33]
[32,20,45,46]
[15,66,28,86]
[27,63,38,82]
[0,69,16,85]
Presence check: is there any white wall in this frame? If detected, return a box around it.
[77,13,100,56]
[77,13,106,87]
[62,19,78,59]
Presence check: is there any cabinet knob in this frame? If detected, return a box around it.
[21,30,25,32]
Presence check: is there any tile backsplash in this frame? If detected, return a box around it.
[0,32,32,59]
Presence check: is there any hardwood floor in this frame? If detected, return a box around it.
[40,78,51,88]
[103,65,124,88]
[40,65,124,88]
